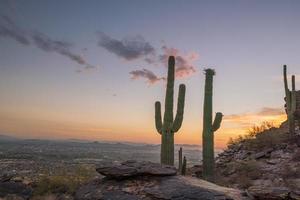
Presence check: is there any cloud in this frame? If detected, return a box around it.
[224,107,286,128]
[129,69,164,85]
[31,31,88,65]
[0,15,30,45]
[97,32,155,60]
[0,15,96,72]
[76,64,99,73]
[97,32,199,82]
[257,107,285,116]
[159,45,198,78]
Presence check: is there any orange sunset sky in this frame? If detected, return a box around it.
[1,0,299,148]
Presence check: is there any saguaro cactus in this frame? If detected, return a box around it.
[178,147,183,172]
[155,56,186,166]
[181,156,187,175]
[202,69,223,182]
[283,65,297,135]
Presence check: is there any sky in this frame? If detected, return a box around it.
[0,0,299,148]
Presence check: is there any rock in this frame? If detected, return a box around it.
[253,148,273,160]
[287,179,300,190]
[234,151,252,160]
[252,179,273,187]
[290,191,300,200]
[266,159,280,165]
[77,161,248,200]
[270,150,284,159]
[247,186,292,200]
[265,148,274,154]
[188,165,202,177]
[75,176,247,200]
[96,160,177,179]
[253,152,266,159]
[0,181,32,199]
[0,174,14,182]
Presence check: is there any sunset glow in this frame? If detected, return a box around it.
[1,0,299,148]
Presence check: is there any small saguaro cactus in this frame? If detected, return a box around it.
[283,65,297,135]
[155,56,186,166]
[181,156,187,175]
[202,69,223,182]
[178,147,183,172]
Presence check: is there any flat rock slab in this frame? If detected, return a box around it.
[96,160,177,179]
[77,161,248,200]
[247,185,298,200]
[75,176,244,200]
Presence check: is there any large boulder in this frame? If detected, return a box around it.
[247,186,296,200]
[96,160,177,179]
[75,160,248,200]
[0,181,32,200]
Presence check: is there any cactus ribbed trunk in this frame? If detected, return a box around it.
[161,131,174,165]
[283,65,297,135]
[178,147,183,172]
[202,69,223,182]
[202,70,214,181]
[181,156,187,175]
[155,56,186,166]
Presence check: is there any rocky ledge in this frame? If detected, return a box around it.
[0,173,32,200]
[75,160,248,200]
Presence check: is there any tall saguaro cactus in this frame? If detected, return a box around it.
[202,69,223,182]
[283,65,297,135]
[155,56,186,166]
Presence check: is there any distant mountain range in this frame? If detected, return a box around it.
[0,134,19,141]
[0,134,201,149]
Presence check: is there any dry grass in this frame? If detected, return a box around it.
[33,165,95,196]
[227,121,289,151]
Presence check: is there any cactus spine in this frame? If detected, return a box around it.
[155,56,186,166]
[283,65,297,135]
[202,69,223,182]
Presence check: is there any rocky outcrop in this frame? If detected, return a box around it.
[247,186,294,200]
[96,160,177,179]
[211,126,300,200]
[75,160,248,200]
[0,173,32,200]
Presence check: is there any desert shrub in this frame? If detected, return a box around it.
[248,121,275,138]
[246,129,289,150]
[227,135,245,148]
[227,121,289,151]
[33,165,95,196]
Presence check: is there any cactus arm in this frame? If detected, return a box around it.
[155,101,163,134]
[172,84,186,132]
[212,112,223,132]
[284,65,291,111]
[292,75,295,91]
[283,65,289,96]
[291,75,296,112]
[291,75,296,113]
[163,56,175,131]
